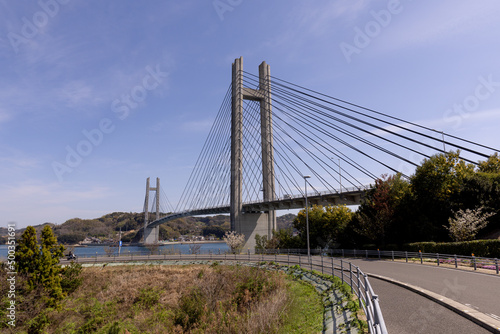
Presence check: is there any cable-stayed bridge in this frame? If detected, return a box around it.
[142,57,499,248]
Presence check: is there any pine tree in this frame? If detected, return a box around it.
[16,225,66,304]
[16,226,39,288]
[40,225,65,303]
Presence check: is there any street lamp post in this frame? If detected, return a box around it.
[303,175,311,262]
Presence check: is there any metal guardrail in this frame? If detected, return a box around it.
[326,248,500,275]
[66,249,388,334]
[257,249,388,334]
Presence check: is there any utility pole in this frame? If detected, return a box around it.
[118,226,122,256]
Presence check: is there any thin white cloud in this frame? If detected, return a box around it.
[1,181,109,204]
[180,119,214,132]
[0,146,41,171]
[373,2,500,53]
[0,180,113,226]
[252,1,370,58]
[294,0,370,33]
[0,107,10,123]
[54,80,98,108]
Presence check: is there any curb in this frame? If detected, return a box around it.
[367,273,500,333]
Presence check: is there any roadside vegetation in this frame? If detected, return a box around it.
[1,263,323,333]
[1,225,325,333]
[256,151,500,257]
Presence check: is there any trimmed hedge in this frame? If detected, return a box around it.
[405,240,500,258]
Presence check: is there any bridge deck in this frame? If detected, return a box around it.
[147,187,369,228]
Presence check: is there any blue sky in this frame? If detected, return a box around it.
[1,0,500,228]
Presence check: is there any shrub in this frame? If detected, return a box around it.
[61,262,83,294]
[406,239,500,257]
[134,287,162,309]
[174,288,206,329]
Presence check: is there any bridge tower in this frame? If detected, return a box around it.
[231,57,276,250]
[143,177,160,244]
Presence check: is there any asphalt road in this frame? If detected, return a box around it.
[369,277,491,334]
[346,258,500,320]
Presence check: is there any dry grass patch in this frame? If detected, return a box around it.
[9,263,318,333]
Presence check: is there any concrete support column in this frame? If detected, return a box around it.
[144,177,150,230]
[259,61,276,237]
[231,57,243,233]
[231,57,276,252]
[155,177,160,220]
[143,177,160,244]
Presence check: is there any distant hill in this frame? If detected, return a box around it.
[4,212,296,245]
[277,213,296,230]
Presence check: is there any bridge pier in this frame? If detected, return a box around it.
[143,177,160,245]
[237,212,272,252]
[144,226,159,244]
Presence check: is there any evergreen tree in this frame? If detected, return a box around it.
[39,226,65,303]
[16,225,66,305]
[16,226,39,288]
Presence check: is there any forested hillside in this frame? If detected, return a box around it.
[8,213,296,245]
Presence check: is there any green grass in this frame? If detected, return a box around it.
[279,279,323,334]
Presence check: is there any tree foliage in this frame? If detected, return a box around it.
[293,204,352,249]
[340,152,500,247]
[16,225,66,306]
[202,225,226,239]
[255,228,303,251]
[16,226,39,279]
[412,151,475,202]
[478,152,500,173]
[353,174,410,244]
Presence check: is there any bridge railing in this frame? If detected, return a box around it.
[67,249,388,334]
[164,185,373,216]
[243,184,373,205]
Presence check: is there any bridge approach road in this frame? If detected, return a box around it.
[346,258,500,333]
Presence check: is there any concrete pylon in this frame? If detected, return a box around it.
[143,177,160,244]
[231,57,276,251]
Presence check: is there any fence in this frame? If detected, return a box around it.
[256,248,500,275]
[67,249,388,334]
[330,248,500,274]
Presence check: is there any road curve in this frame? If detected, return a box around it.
[346,258,500,320]
[369,277,491,334]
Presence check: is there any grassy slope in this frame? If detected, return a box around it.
[9,264,322,334]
